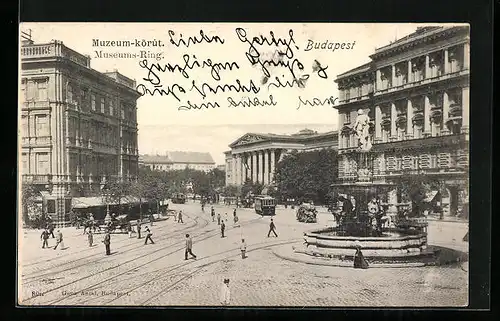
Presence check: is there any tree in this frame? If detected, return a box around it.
[21,182,41,227]
[223,185,239,197]
[101,179,132,215]
[397,173,445,217]
[274,149,338,205]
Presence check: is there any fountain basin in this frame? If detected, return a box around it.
[304,227,431,259]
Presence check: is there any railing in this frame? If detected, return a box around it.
[22,136,52,146]
[22,174,52,184]
[21,42,90,68]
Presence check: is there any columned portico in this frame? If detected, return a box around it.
[263,150,269,185]
[225,130,339,187]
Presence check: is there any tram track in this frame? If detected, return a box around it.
[21,214,265,304]
[21,214,199,268]
[62,237,301,306]
[21,213,209,281]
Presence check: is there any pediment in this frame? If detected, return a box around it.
[229,133,269,148]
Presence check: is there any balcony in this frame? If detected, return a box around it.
[374,69,469,97]
[22,174,52,184]
[22,136,52,146]
[21,41,91,68]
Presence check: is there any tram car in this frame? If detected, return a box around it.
[254,195,276,216]
[171,193,187,204]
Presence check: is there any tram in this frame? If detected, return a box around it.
[254,195,276,216]
[171,193,187,204]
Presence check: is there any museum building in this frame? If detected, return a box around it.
[20,36,141,226]
[334,26,469,218]
[225,129,338,187]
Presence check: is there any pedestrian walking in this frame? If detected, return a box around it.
[137,220,142,239]
[87,229,94,247]
[178,211,184,223]
[127,222,133,238]
[48,222,55,238]
[53,230,64,250]
[220,278,231,306]
[103,230,111,255]
[144,226,155,244]
[211,207,215,222]
[221,220,226,238]
[240,238,247,259]
[148,210,154,226]
[233,213,239,227]
[184,234,197,260]
[217,213,221,225]
[40,229,49,249]
[267,218,278,237]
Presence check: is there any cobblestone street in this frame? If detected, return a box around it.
[18,202,468,307]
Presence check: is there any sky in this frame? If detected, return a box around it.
[19,23,458,165]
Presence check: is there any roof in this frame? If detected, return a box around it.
[336,62,372,80]
[139,155,171,164]
[140,152,215,165]
[374,27,444,53]
[229,130,337,148]
[166,151,215,164]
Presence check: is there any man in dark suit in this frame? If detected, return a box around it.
[103,231,111,255]
[267,218,278,237]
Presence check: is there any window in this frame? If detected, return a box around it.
[22,153,28,173]
[109,99,114,116]
[100,97,105,113]
[381,126,390,143]
[35,114,49,136]
[431,120,441,137]
[345,112,351,124]
[21,115,28,136]
[26,80,37,100]
[47,200,56,214]
[121,105,125,119]
[67,84,73,103]
[91,94,96,111]
[37,80,48,101]
[345,89,351,101]
[20,80,26,102]
[414,124,423,139]
[36,152,49,174]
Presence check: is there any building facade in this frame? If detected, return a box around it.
[139,151,216,173]
[20,38,140,226]
[225,129,338,186]
[334,26,469,218]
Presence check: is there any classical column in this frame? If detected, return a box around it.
[406,98,413,139]
[376,69,381,91]
[461,86,469,134]
[231,155,237,185]
[252,152,257,183]
[245,153,251,181]
[424,95,431,136]
[391,65,396,87]
[390,102,397,140]
[442,91,450,135]
[444,48,449,74]
[407,60,412,83]
[263,150,269,185]
[258,151,264,184]
[235,154,241,185]
[463,42,470,70]
[375,105,382,141]
[269,149,276,184]
[425,55,430,79]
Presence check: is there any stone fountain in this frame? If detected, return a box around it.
[302,109,435,264]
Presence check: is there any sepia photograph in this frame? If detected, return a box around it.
[18,22,470,307]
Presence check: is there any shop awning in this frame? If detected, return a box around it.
[71,196,143,209]
[423,191,439,203]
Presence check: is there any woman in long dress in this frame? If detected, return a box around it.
[353,243,369,269]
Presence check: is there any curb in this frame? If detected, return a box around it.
[272,243,428,268]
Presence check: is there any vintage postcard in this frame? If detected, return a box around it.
[18,22,470,307]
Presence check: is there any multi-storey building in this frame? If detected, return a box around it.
[139,151,216,173]
[225,129,338,186]
[334,26,469,218]
[20,38,140,226]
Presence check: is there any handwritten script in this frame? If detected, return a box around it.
[135,28,337,111]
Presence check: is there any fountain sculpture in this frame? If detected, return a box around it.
[303,109,434,264]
